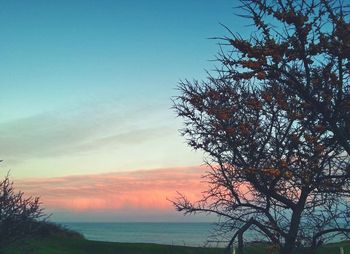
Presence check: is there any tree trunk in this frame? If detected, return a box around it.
[280,200,306,254]
[237,232,243,254]
[280,239,295,254]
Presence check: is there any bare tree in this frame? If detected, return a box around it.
[0,173,45,245]
[172,1,350,254]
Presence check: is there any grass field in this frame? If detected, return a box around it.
[1,236,224,254]
[2,236,350,254]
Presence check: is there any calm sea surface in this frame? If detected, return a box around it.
[62,222,223,247]
[62,222,347,247]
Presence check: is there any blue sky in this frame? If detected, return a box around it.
[0,0,247,179]
[0,0,250,221]
[0,0,238,119]
[0,0,238,118]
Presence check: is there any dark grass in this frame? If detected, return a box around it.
[2,235,350,254]
[1,236,225,254]
[0,230,350,254]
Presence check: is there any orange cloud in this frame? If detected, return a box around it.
[15,166,207,212]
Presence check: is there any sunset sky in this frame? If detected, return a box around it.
[0,0,245,221]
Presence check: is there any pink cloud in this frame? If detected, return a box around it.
[15,166,207,212]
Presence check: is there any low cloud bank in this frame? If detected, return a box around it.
[15,166,207,220]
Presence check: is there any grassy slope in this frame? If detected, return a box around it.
[314,241,350,254]
[2,236,350,254]
[2,236,224,254]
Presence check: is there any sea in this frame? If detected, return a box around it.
[61,222,348,247]
[62,222,227,247]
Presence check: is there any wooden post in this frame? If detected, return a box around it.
[232,245,236,254]
[340,246,344,254]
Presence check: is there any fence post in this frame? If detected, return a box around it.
[340,246,344,254]
[232,245,236,254]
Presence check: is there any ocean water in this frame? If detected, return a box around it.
[62,222,224,247]
[62,222,349,247]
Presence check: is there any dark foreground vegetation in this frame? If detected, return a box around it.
[0,173,83,251]
[0,174,45,245]
[2,235,350,254]
[1,235,222,254]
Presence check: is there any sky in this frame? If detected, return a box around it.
[0,0,246,221]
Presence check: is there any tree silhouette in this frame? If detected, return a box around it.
[172,1,350,254]
[0,173,45,245]
[224,0,350,153]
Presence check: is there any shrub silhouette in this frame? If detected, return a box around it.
[0,173,45,244]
